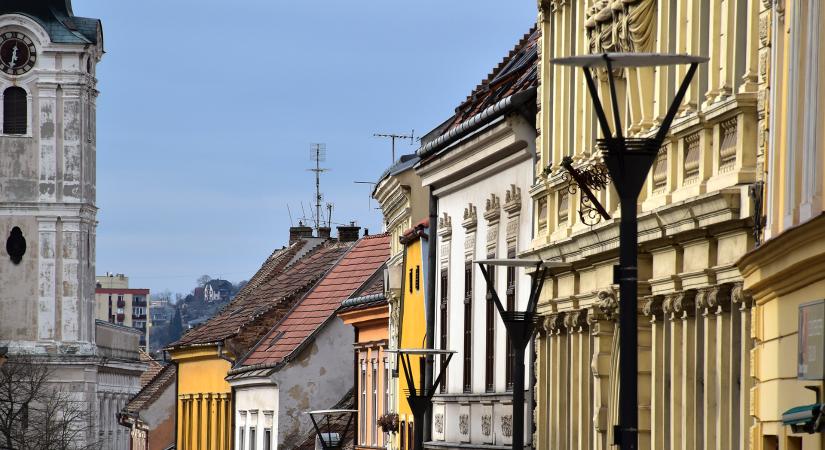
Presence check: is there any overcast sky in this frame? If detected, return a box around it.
[74,0,536,295]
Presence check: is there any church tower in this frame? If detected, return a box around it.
[0,0,103,400]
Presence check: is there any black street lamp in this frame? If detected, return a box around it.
[388,348,455,450]
[550,52,708,450]
[306,409,357,450]
[475,258,570,450]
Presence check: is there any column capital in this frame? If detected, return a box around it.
[730,282,754,310]
[664,289,697,320]
[642,295,665,321]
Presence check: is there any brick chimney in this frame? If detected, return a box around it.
[337,223,361,243]
[318,227,332,239]
[289,223,313,244]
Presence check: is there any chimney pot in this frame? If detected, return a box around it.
[289,225,314,244]
[318,227,332,239]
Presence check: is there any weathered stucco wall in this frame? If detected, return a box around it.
[0,137,38,201]
[273,318,354,448]
[0,216,39,341]
[144,380,177,450]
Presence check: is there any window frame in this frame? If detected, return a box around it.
[439,269,449,393]
[463,261,473,393]
[2,86,27,135]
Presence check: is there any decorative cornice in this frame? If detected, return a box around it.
[462,204,478,231]
[503,185,522,216]
[484,194,501,223]
[438,213,453,237]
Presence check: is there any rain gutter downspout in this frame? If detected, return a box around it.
[424,189,437,443]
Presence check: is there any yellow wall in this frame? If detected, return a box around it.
[170,346,233,450]
[397,237,426,446]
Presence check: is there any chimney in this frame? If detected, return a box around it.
[289,223,314,244]
[337,222,361,243]
[318,227,332,239]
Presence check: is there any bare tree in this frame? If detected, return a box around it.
[196,275,212,287]
[0,356,100,450]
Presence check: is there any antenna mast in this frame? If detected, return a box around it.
[309,143,328,234]
[373,129,416,163]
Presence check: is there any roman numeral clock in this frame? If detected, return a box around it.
[0,32,36,76]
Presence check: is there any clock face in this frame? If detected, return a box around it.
[0,32,36,76]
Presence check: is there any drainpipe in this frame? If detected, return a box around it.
[424,189,437,443]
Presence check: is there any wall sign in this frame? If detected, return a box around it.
[798,300,825,380]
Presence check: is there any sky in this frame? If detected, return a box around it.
[74,0,537,295]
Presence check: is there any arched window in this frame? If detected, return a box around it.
[3,87,27,135]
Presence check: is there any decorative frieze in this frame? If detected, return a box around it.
[434,413,444,434]
[458,414,469,435]
[481,414,492,437]
[501,414,513,438]
[558,191,569,224]
[719,118,738,171]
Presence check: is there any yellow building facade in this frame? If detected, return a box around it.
[396,222,429,450]
[170,346,233,450]
[530,1,765,449]
[738,1,825,449]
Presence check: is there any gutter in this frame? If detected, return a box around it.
[416,88,537,159]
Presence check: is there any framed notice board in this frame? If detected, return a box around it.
[799,300,825,380]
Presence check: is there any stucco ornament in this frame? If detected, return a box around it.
[481,414,492,436]
[434,413,444,434]
[459,414,469,435]
[501,414,513,437]
[597,289,619,320]
[731,282,754,310]
[642,295,664,318]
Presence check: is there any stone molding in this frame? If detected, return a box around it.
[462,204,478,231]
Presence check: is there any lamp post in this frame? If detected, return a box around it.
[474,258,570,450]
[387,348,455,450]
[550,52,708,450]
[306,409,357,450]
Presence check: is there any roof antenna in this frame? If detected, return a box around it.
[308,144,329,235]
[287,204,294,227]
[373,130,416,163]
[326,203,334,228]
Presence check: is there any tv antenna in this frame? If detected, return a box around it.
[374,130,416,163]
[308,143,328,234]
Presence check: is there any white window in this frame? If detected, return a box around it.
[360,359,367,444]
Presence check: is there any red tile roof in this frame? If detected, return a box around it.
[170,240,350,349]
[138,350,165,387]
[123,363,177,416]
[239,234,390,368]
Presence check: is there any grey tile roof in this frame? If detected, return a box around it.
[0,1,101,45]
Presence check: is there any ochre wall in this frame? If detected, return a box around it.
[170,346,233,450]
[397,237,426,447]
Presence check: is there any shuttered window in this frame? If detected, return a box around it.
[439,270,449,393]
[463,261,473,393]
[485,264,495,392]
[505,247,517,390]
[3,87,27,135]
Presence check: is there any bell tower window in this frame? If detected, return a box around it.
[3,87,27,135]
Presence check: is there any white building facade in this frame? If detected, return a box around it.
[417,100,538,447]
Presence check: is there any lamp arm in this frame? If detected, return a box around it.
[603,55,624,140]
[525,266,548,315]
[654,62,699,143]
[430,353,453,397]
[477,263,507,319]
[583,67,613,139]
